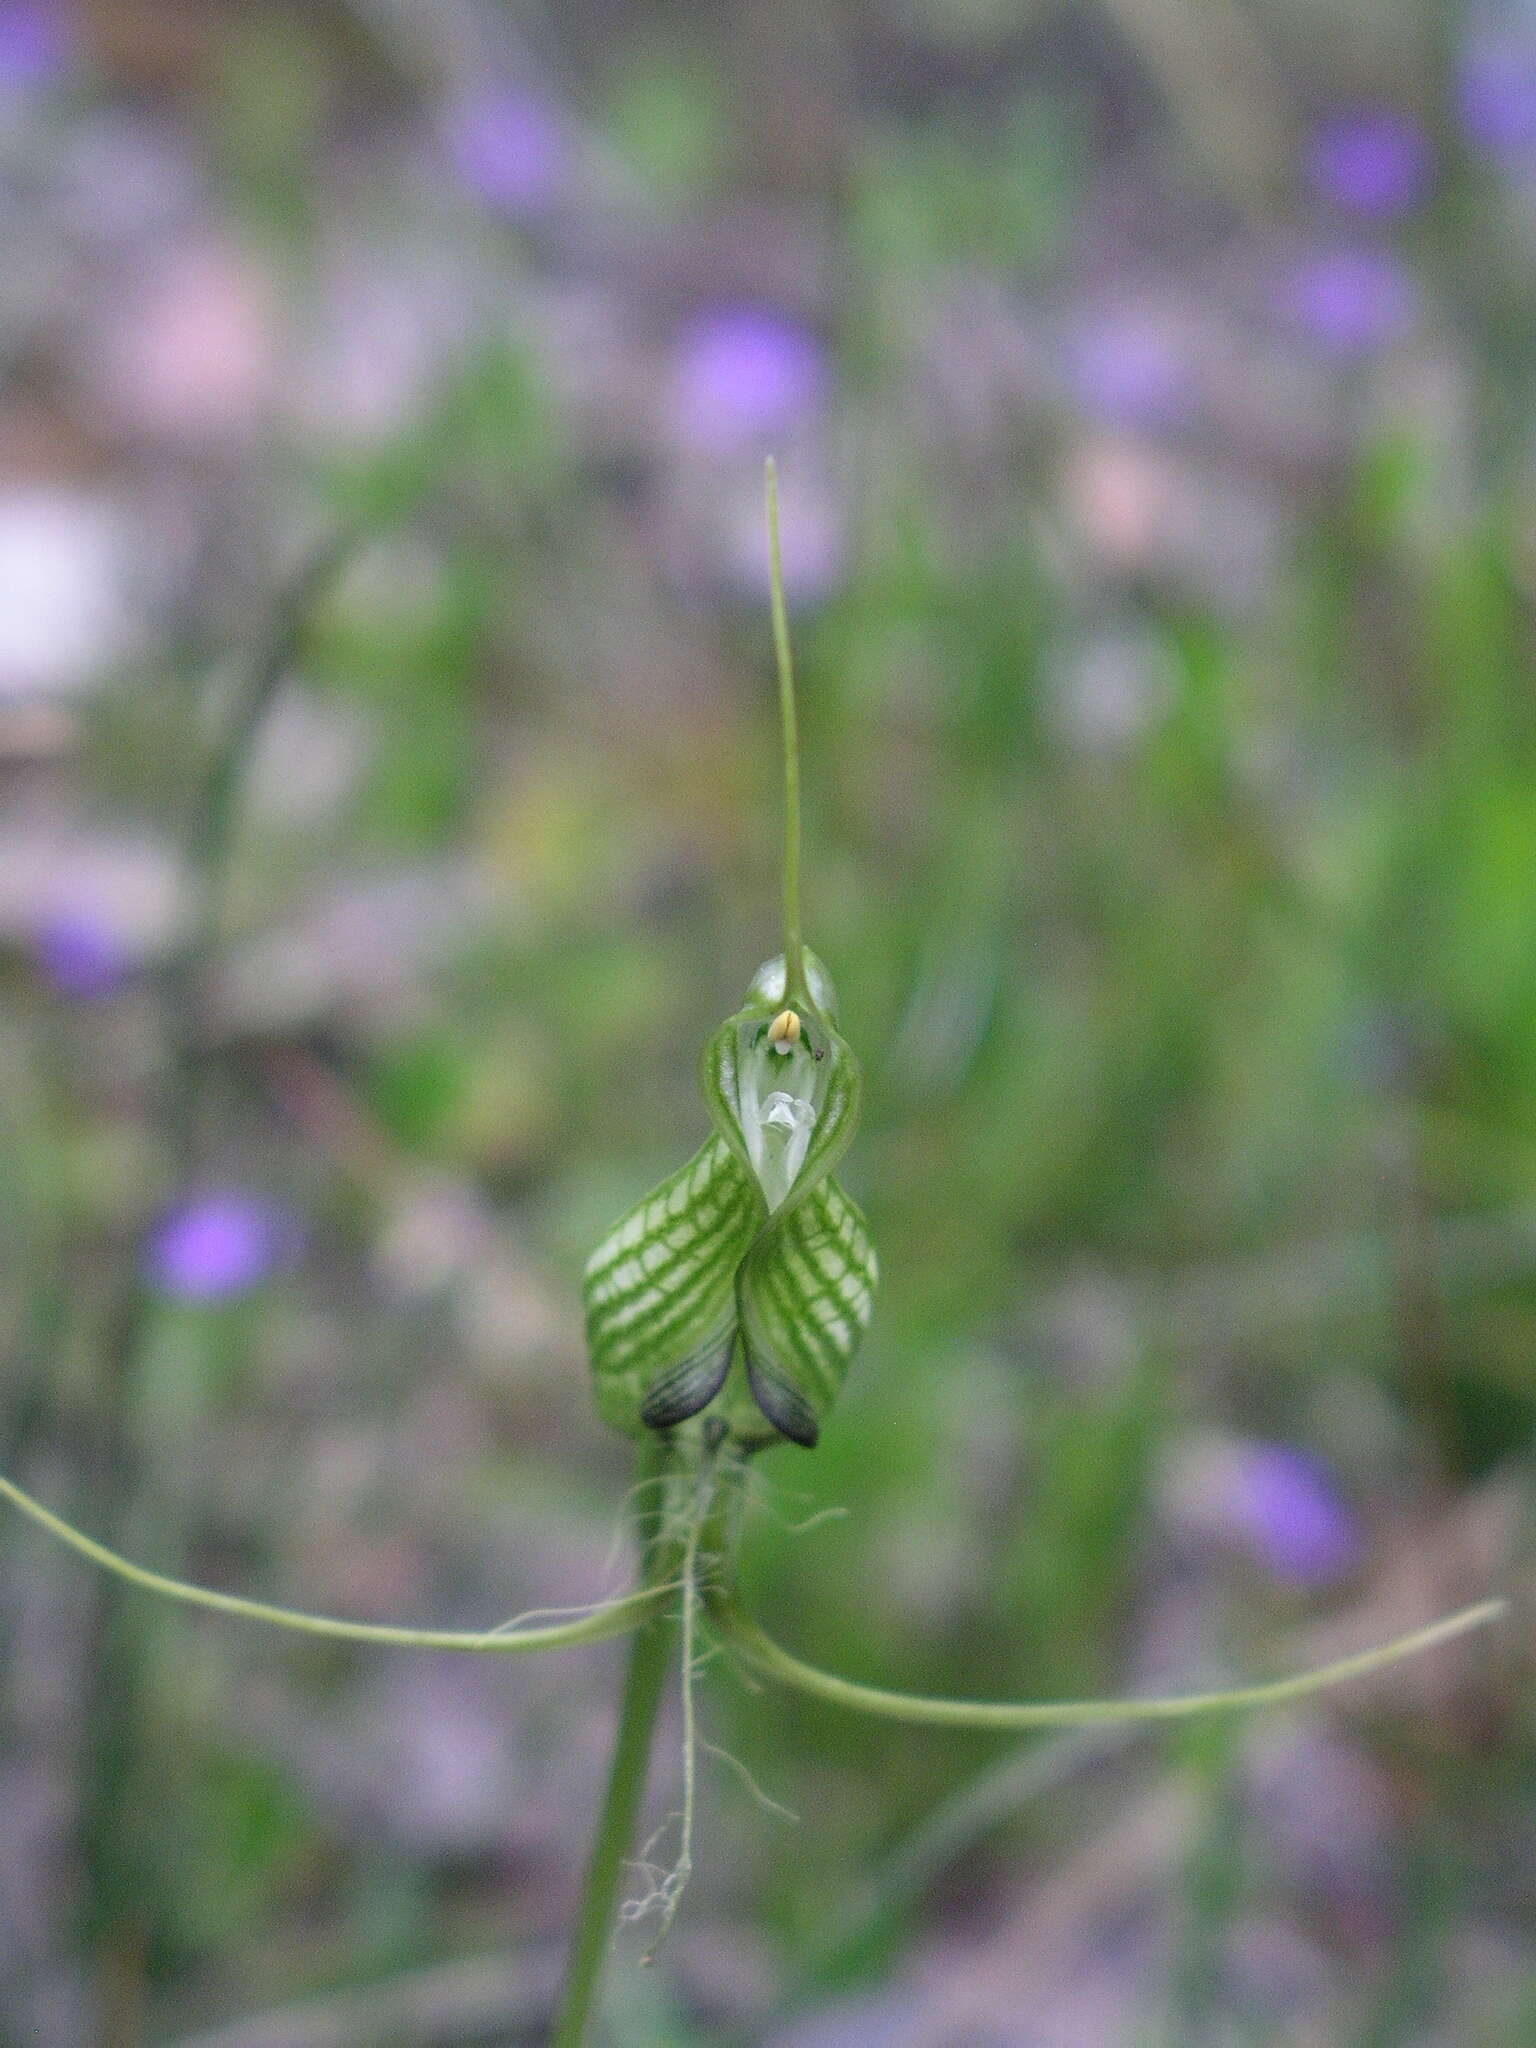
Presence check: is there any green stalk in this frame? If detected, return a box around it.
[764,459,808,1011]
[551,1604,674,2046]
[551,1437,680,2048]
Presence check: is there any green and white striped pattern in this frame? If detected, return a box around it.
[737,1174,877,1447]
[584,955,877,1450]
[584,1138,758,1438]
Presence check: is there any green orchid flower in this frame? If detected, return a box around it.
[583,456,877,1453]
[584,950,876,1449]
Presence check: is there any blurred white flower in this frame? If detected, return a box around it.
[0,490,132,698]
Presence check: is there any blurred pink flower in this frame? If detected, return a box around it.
[89,245,276,439]
[1064,437,1177,566]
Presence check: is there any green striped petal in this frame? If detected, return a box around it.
[584,1137,759,1438]
[739,1173,878,1447]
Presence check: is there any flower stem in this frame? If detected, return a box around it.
[764,458,808,1011]
[551,1437,681,2048]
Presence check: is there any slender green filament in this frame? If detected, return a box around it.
[0,1471,666,1653]
[705,1589,1506,1728]
[765,457,808,1011]
[0,1460,1503,1719]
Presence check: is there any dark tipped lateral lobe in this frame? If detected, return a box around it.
[638,1338,734,1431]
[746,1358,821,1447]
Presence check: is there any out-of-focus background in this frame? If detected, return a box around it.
[0,1,1532,2041]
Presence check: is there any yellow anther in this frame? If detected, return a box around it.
[766,1008,802,1054]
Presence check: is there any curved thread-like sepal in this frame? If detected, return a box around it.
[705,1588,1507,1728]
[584,954,878,1449]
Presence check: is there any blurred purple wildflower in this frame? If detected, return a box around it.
[30,906,131,1000]
[1306,107,1432,219]
[1067,313,1192,432]
[671,306,829,452]
[1226,1442,1360,1589]
[0,2,68,90]
[1286,246,1418,357]
[1458,34,1536,162]
[145,1190,297,1302]
[443,86,568,217]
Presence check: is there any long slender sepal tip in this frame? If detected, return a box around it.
[764,455,806,1011]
